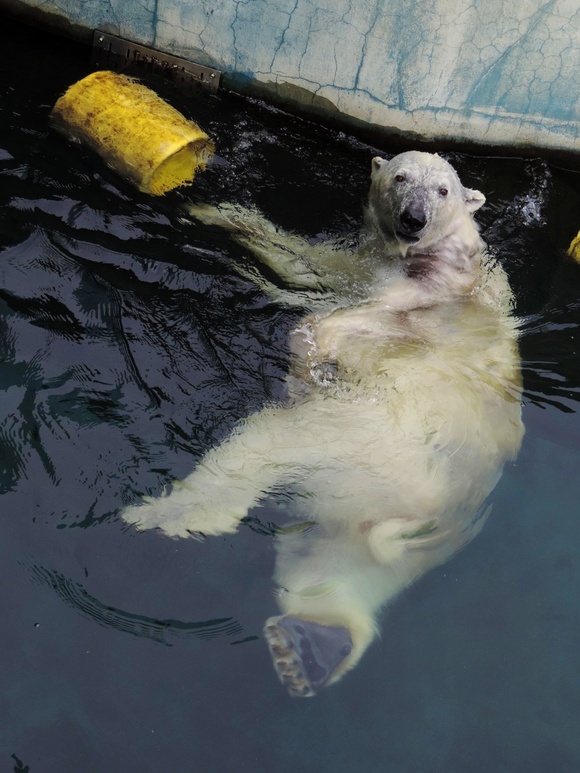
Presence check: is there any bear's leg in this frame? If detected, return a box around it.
[186,202,363,306]
[186,202,328,291]
[264,527,407,696]
[366,505,491,571]
[121,405,310,539]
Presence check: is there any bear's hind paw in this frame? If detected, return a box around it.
[121,491,243,539]
[264,615,353,697]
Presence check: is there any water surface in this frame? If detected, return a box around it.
[1,19,580,773]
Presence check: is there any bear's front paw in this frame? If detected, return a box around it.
[311,360,339,385]
[185,202,247,233]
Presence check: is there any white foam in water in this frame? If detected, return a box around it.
[520,194,546,225]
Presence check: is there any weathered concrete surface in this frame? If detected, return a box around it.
[4,0,580,156]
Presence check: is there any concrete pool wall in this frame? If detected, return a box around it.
[3,0,579,158]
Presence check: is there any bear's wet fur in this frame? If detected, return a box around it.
[122,152,523,696]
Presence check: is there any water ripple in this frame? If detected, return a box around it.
[26,563,245,645]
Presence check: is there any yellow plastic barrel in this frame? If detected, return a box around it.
[569,231,580,262]
[51,71,214,195]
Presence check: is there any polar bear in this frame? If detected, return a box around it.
[122,152,523,697]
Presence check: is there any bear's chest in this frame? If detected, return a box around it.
[289,297,516,401]
[291,303,428,377]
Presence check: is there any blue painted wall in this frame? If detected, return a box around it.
[7,0,580,155]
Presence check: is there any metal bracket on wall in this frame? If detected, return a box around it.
[91,31,221,93]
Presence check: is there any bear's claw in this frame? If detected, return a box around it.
[264,615,352,697]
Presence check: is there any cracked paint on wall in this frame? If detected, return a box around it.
[15,0,580,153]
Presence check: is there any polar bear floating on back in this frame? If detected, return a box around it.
[122,151,524,697]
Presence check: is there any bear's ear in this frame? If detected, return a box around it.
[372,156,386,171]
[463,186,486,212]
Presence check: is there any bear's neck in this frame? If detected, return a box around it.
[403,238,482,301]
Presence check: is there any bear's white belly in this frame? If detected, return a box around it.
[280,293,523,543]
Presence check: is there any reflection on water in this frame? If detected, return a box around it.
[1,17,580,773]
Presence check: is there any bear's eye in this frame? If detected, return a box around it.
[439,187,448,197]
[395,174,406,183]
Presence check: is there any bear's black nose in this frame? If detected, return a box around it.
[400,205,426,234]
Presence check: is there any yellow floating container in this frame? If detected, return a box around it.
[569,231,580,262]
[51,71,214,195]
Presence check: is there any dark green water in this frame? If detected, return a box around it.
[1,18,580,773]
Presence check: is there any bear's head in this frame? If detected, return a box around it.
[368,151,485,251]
